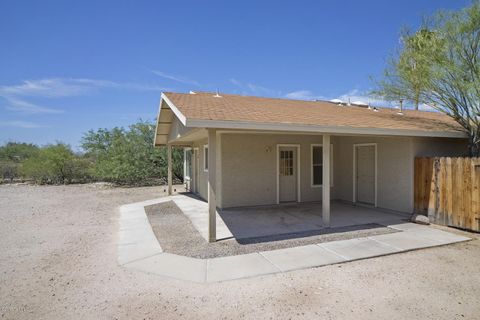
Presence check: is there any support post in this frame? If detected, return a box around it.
[208,129,217,242]
[322,134,331,227]
[167,144,172,195]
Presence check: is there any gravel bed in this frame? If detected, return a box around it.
[145,201,399,259]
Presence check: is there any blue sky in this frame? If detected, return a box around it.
[0,0,470,149]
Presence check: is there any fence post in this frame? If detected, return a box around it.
[427,158,439,221]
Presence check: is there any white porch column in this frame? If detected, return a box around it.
[167,144,172,195]
[322,134,331,227]
[208,129,217,242]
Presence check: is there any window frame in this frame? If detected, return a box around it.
[203,144,209,172]
[310,144,333,187]
[184,147,192,180]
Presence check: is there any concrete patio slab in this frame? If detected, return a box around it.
[117,196,472,283]
[319,237,399,260]
[125,253,206,283]
[117,241,162,265]
[117,227,158,245]
[117,199,166,265]
[171,195,233,241]
[406,228,471,244]
[386,222,432,232]
[218,201,410,240]
[206,253,280,282]
[369,232,441,251]
[260,244,345,272]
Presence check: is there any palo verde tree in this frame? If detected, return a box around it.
[374,2,480,156]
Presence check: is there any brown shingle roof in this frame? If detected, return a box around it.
[163,91,465,137]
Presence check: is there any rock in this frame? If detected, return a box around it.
[411,214,430,225]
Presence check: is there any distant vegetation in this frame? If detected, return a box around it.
[0,120,184,185]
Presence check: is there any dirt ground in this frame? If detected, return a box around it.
[1,184,479,320]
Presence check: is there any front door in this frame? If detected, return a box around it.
[355,145,376,205]
[279,147,297,202]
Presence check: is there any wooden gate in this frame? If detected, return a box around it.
[414,157,480,232]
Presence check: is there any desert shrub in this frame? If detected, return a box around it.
[0,142,39,182]
[81,120,183,185]
[0,142,39,161]
[21,143,92,184]
[0,161,20,182]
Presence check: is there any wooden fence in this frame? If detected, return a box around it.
[414,157,480,232]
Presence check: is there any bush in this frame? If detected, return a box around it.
[0,142,39,182]
[21,143,92,184]
[81,120,183,185]
[0,161,20,182]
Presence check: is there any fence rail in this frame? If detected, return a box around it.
[414,157,480,232]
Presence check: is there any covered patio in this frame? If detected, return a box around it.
[156,92,466,243]
[172,194,410,243]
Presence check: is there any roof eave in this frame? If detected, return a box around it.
[186,119,467,139]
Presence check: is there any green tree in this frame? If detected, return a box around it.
[0,142,39,161]
[375,28,439,110]
[374,2,480,156]
[0,142,39,182]
[22,143,91,184]
[81,120,183,185]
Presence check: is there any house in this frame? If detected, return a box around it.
[154,91,467,242]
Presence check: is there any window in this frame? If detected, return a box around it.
[279,150,294,176]
[203,145,208,172]
[311,144,333,187]
[184,148,192,179]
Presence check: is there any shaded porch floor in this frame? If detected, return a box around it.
[221,201,410,242]
[172,193,410,242]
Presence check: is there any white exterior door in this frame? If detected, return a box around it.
[279,147,297,202]
[355,145,376,205]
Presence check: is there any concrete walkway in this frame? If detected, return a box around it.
[117,196,471,283]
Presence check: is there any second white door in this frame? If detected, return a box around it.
[279,147,297,202]
[355,145,376,205]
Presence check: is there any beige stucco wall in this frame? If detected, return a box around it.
[187,131,468,214]
[220,133,336,208]
[334,136,415,213]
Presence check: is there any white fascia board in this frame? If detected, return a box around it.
[161,92,187,125]
[186,119,467,139]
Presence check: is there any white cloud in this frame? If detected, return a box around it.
[0,78,167,114]
[3,97,63,114]
[418,103,437,111]
[336,89,391,106]
[0,120,44,128]
[151,70,199,86]
[229,78,279,97]
[0,78,166,98]
[285,90,326,101]
[229,78,242,87]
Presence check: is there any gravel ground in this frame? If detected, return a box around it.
[1,184,479,320]
[146,201,397,259]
